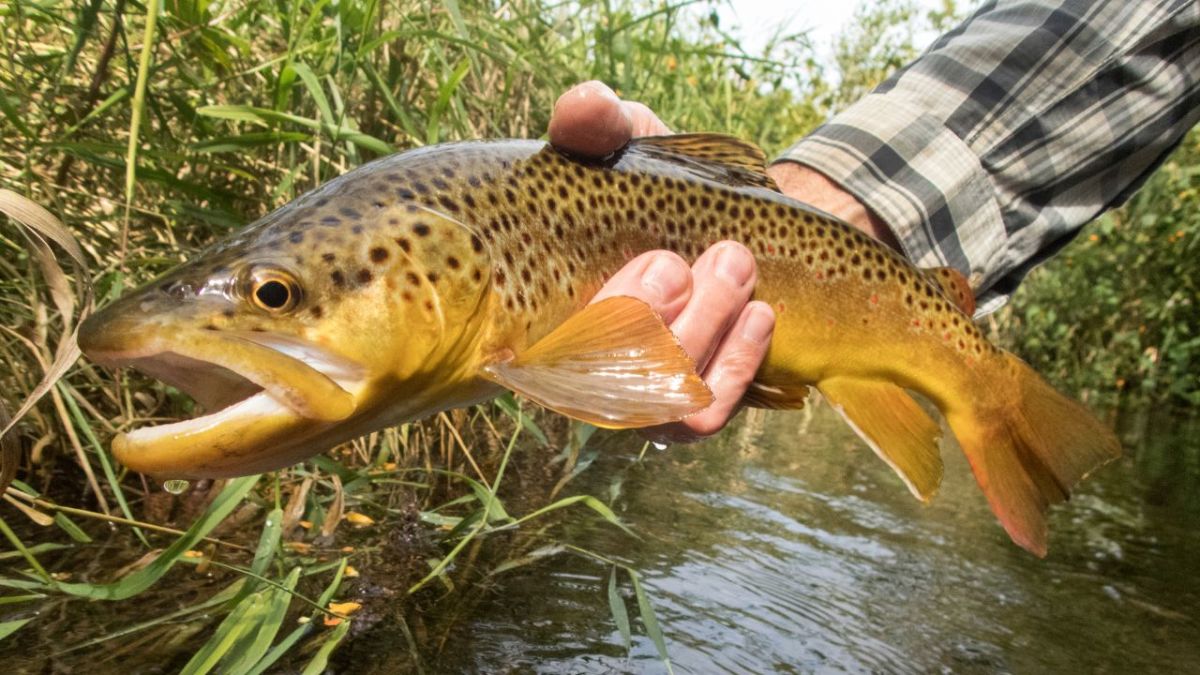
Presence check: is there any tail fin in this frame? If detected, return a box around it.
[947,354,1121,556]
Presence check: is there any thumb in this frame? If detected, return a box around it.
[549,81,671,157]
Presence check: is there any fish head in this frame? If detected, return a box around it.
[78,175,495,478]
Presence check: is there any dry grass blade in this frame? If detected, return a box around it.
[0,190,93,493]
[0,402,16,498]
[319,474,345,540]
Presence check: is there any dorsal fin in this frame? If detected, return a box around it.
[923,267,976,316]
[626,134,780,191]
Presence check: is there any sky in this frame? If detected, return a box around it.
[715,0,949,59]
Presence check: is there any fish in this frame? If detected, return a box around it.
[78,134,1121,555]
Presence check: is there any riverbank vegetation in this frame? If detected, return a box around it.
[0,0,1195,671]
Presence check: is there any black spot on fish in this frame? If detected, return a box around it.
[370,247,389,263]
[340,207,362,220]
[331,270,346,287]
[413,223,431,237]
[356,269,373,284]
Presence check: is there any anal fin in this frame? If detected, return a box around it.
[818,377,943,502]
[482,296,713,428]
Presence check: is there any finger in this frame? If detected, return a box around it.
[667,241,757,372]
[670,301,775,438]
[623,101,672,136]
[548,81,632,157]
[589,250,692,324]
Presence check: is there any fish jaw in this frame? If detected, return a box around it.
[79,318,372,478]
[113,389,322,478]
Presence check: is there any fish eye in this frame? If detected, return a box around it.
[248,269,301,313]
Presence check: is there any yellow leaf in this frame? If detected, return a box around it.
[344,565,360,578]
[183,550,205,558]
[329,601,362,616]
[344,511,375,527]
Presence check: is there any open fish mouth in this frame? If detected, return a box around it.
[80,326,367,478]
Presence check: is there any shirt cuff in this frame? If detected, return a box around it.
[774,93,1011,313]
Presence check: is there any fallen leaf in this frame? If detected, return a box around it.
[344,511,375,527]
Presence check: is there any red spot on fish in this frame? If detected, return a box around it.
[869,293,879,305]
[814,271,824,280]
[766,244,776,254]
[777,301,786,313]
[912,319,921,327]
[944,331,952,341]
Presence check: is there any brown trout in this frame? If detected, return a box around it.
[78,135,1120,555]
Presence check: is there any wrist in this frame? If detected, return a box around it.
[766,161,901,251]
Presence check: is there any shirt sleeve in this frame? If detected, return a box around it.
[777,0,1200,314]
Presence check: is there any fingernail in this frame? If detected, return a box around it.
[642,255,689,303]
[715,243,754,286]
[585,80,616,95]
[742,303,775,344]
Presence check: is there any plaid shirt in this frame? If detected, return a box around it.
[779,0,1200,314]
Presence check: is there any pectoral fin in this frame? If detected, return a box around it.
[482,296,713,428]
[818,377,943,501]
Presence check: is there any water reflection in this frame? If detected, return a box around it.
[432,404,1199,673]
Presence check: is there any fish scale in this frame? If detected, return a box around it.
[78,134,1120,555]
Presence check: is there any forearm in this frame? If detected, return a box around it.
[779,0,1200,314]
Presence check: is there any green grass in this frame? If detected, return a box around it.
[0,0,1195,670]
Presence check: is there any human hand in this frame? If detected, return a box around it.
[550,81,774,441]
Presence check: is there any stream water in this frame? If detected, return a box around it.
[422,404,1199,673]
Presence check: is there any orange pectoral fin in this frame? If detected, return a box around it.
[482,296,713,428]
[818,377,944,502]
